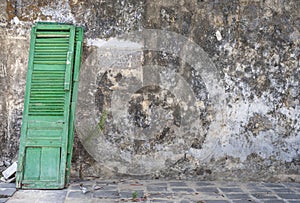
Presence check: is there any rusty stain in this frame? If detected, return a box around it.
[6,1,15,21]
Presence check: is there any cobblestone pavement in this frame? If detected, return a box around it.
[0,183,16,203]
[3,179,300,203]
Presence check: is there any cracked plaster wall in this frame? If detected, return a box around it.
[0,0,299,182]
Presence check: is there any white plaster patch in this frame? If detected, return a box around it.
[215,30,222,41]
[12,16,20,25]
[86,38,107,47]
[86,38,143,50]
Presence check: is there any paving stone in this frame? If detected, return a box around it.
[8,190,67,203]
[0,198,8,203]
[0,188,16,197]
[118,183,145,191]
[96,181,117,185]
[199,192,225,199]
[119,190,144,198]
[6,190,39,200]
[263,200,285,203]
[148,182,168,187]
[203,200,230,203]
[36,200,64,203]
[148,192,173,198]
[283,183,300,188]
[147,186,168,192]
[38,190,67,201]
[69,185,81,190]
[65,199,93,203]
[219,182,239,187]
[149,200,173,203]
[0,183,15,189]
[6,200,27,203]
[98,185,117,190]
[196,182,214,186]
[67,191,92,198]
[69,181,93,187]
[196,187,219,193]
[93,190,119,198]
[69,184,93,190]
[91,200,116,203]
[119,191,134,199]
[7,190,67,203]
[246,187,271,193]
[272,188,294,193]
[277,193,300,199]
[169,182,188,187]
[172,188,194,193]
[226,193,250,199]
[232,200,256,203]
[219,187,244,193]
[246,183,263,187]
[5,200,27,203]
[180,200,191,203]
[251,193,279,200]
[263,183,285,188]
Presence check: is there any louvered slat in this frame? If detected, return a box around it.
[28,30,69,117]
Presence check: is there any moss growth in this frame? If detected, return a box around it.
[98,110,107,130]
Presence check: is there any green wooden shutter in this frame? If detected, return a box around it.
[16,23,83,189]
[65,27,84,184]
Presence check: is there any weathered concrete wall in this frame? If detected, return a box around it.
[0,0,299,182]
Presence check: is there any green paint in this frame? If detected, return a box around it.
[65,27,84,184]
[16,22,84,189]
